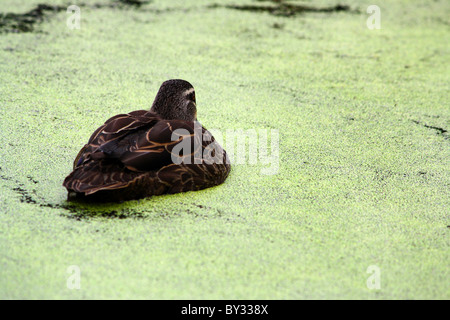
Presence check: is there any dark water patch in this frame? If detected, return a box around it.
[61,206,138,220]
[271,22,285,29]
[210,2,354,17]
[6,184,144,219]
[12,186,39,204]
[0,1,346,35]
[0,167,12,182]
[4,178,150,219]
[27,176,39,184]
[0,4,66,34]
[412,120,449,140]
[0,1,153,34]
[113,0,152,8]
[2,168,228,221]
[1,168,45,205]
[58,200,232,221]
[2,171,101,217]
[421,124,447,135]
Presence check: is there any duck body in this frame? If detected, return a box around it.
[63,80,230,202]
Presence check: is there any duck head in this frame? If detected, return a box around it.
[150,79,197,121]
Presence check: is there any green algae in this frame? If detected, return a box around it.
[0,0,449,299]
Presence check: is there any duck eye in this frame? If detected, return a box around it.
[190,92,196,102]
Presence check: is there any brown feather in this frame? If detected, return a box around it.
[63,110,230,202]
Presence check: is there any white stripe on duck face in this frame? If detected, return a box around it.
[183,88,195,96]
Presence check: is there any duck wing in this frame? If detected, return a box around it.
[73,110,160,168]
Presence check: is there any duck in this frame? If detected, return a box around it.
[63,79,231,202]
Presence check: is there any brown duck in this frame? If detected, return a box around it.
[63,79,231,202]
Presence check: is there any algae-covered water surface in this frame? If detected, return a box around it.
[0,0,449,299]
